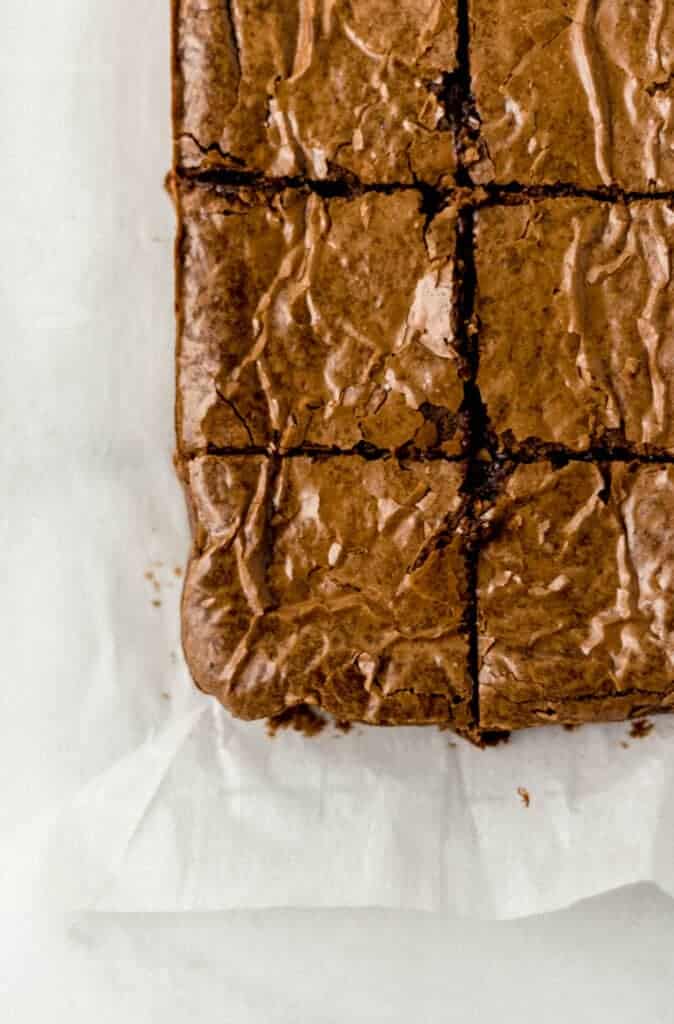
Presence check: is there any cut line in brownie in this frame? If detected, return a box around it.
[175,181,468,455]
[182,454,474,728]
[173,0,458,185]
[475,198,674,456]
[478,460,674,731]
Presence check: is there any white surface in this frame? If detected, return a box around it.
[3,0,674,934]
[3,886,674,1023]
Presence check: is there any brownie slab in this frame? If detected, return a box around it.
[478,461,674,731]
[475,199,674,453]
[469,0,674,190]
[176,182,466,454]
[182,455,473,726]
[174,0,457,185]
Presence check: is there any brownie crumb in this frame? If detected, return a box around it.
[482,730,510,747]
[267,705,327,738]
[145,570,161,593]
[563,723,579,732]
[620,741,630,749]
[335,721,352,735]
[517,787,531,808]
[629,719,654,740]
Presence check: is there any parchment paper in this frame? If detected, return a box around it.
[2,0,674,918]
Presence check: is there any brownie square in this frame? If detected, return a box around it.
[475,199,674,453]
[469,0,674,190]
[173,0,457,185]
[182,455,473,726]
[176,182,467,454]
[478,461,674,730]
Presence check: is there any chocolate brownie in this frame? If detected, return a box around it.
[176,181,467,455]
[182,455,473,726]
[478,460,674,730]
[173,0,458,185]
[475,199,674,454]
[469,0,674,190]
[173,2,674,738]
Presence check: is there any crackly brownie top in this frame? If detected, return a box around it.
[174,0,458,184]
[182,454,472,724]
[475,198,674,455]
[470,0,674,190]
[176,182,467,454]
[478,460,674,730]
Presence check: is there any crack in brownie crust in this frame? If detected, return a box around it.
[172,0,674,737]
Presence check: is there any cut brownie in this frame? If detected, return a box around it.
[469,0,674,190]
[173,0,457,184]
[182,455,473,726]
[176,182,467,454]
[172,1,674,739]
[475,199,674,454]
[478,460,674,730]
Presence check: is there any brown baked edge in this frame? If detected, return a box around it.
[480,688,674,733]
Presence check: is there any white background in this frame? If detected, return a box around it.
[2,1,674,1017]
[4,887,674,1022]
